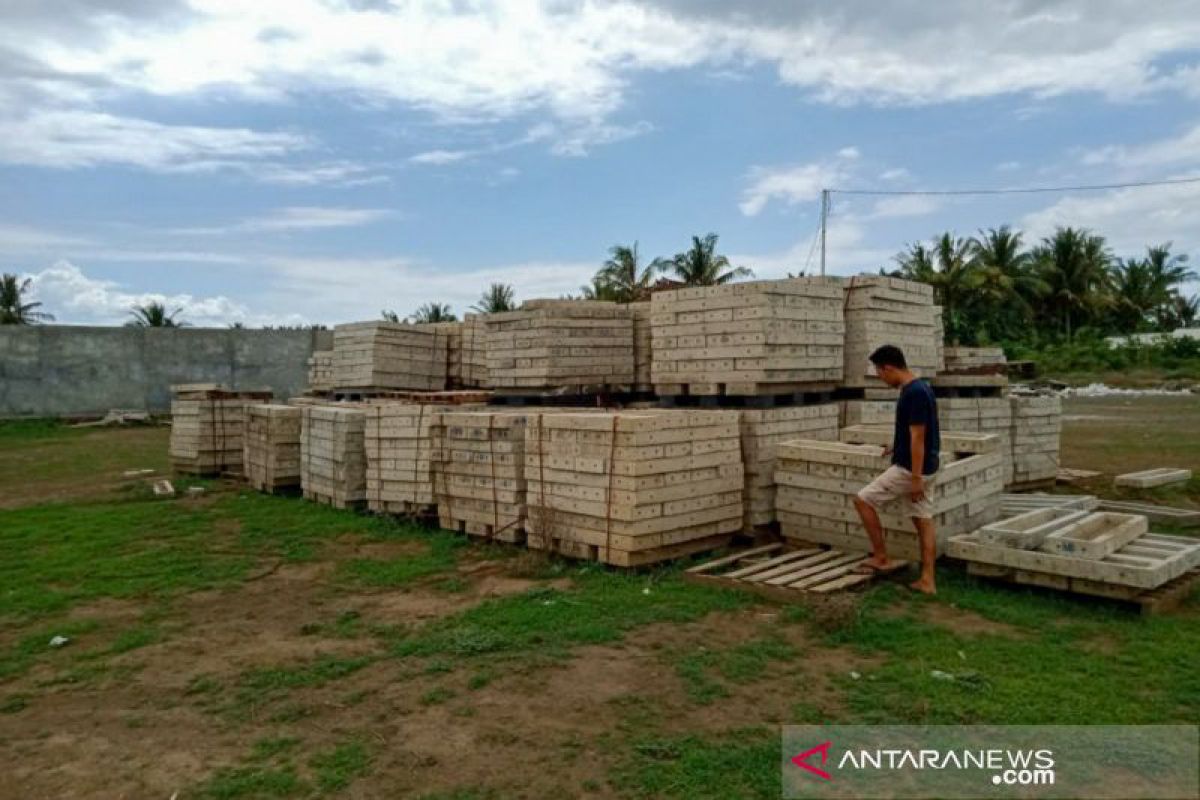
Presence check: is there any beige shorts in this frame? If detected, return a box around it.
[857,465,936,519]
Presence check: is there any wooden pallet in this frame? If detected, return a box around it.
[684,543,908,600]
[966,563,1200,615]
[487,388,642,407]
[440,515,525,543]
[533,532,733,568]
[654,382,836,401]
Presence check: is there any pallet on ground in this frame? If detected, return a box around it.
[948,530,1200,590]
[965,563,1200,616]
[651,277,845,396]
[486,300,634,391]
[525,409,745,566]
[1114,467,1192,489]
[740,405,840,531]
[775,435,1004,560]
[331,321,449,391]
[841,276,941,389]
[243,404,302,493]
[301,405,367,509]
[685,543,909,599]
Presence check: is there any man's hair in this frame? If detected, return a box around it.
[868,344,907,369]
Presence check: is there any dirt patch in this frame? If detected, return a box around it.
[915,602,1028,639]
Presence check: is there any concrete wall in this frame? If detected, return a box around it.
[0,326,334,418]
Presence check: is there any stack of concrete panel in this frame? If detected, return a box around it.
[1009,395,1061,488]
[739,405,840,531]
[301,405,366,508]
[307,351,334,393]
[486,300,634,391]
[421,322,464,389]
[436,410,532,542]
[364,403,443,515]
[169,385,271,475]
[651,278,844,395]
[943,347,1006,372]
[938,398,1014,485]
[461,314,489,388]
[775,432,1004,560]
[331,322,449,392]
[243,404,302,492]
[525,410,744,566]
[842,277,941,388]
[839,399,894,428]
[630,301,653,393]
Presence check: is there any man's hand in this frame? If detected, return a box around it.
[910,474,926,503]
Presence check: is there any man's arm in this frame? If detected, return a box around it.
[909,423,926,502]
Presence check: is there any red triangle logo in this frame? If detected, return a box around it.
[791,740,833,780]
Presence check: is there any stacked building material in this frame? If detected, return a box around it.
[740,405,840,531]
[525,410,744,566]
[486,300,634,391]
[650,278,844,395]
[331,322,449,392]
[243,404,302,492]
[1009,395,1062,488]
[630,301,653,393]
[307,351,334,393]
[436,410,532,542]
[461,314,489,388]
[775,431,1004,560]
[839,399,894,428]
[364,402,444,515]
[842,276,942,388]
[943,347,1007,373]
[301,405,367,508]
[169,385,272,475]
[938,398,1014,484]
[421,322,464,388]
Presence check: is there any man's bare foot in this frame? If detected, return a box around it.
[909,578,936,595]
[853,556,892,574]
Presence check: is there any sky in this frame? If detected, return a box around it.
[3,0,1200,327]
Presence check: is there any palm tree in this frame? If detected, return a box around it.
[381,309,401,322]
[1110,257,1158,332]
[0,273,54,324]
[594,242,657,302]
[127,302,186,327]
[657,233,753,287]
[969,226,1044,340]
[1162,294,1199,330]
[1032,227,1112,339]
[578,277,622,301]
[472,283,516,313]
[1143,244,1197,329]
[893,242,936,284]
[408,302,457,323]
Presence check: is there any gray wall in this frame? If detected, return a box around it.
[0,326,334,418]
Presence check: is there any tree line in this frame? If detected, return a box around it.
[3,227,1195,342]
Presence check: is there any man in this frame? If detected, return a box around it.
[851,344,941,594]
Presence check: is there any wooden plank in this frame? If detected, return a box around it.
[737,550,833,582]
[763,552,864,586]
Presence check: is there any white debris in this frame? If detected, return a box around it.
[122,468,155,478]
[931,669,955,681]
[849,671,861,681]
[1060,383,1196,398]
[152,479,175,497]
[49,636,70,648]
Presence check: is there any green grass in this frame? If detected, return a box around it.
[338,532,467,587]
[309,740,372,793]
[392,567,752,662]
[198,766,306,799]
[611,727,779,799]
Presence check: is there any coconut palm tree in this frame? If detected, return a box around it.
[1162,294,1199,330]
[657,233,753,287]
[577,277,622,302]
[381,309,401,322]
[127,302,186,327]
[969,226,1045,340]
[1032,227,1112,339]
[1110,257,1159,332]
[408,302,457,323]
[893,242,937,283]
[594,242,657,302]
[471,283,516,313]
[1143,244,1197,329]
[0,273,54,324]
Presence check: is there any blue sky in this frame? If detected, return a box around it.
[3,0,1199,326]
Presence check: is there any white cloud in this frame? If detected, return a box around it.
[1080,123,1200,170]
[0,223,93,252]
[408,149,471,165]
[1021,178,1200,258]
[878,167,910,182]
[0,109,307,170]
[23,260,302,327]
[172,206,392,235]
[868,195,942,219]
[995,160,1021,172]
[739,149,857,216]
[732,216,895,279]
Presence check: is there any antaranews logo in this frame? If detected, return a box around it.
[790,741,1055,787]
[791,741,833,781]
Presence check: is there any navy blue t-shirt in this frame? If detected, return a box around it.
[892,379,940,475]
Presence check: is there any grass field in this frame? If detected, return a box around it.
[1,398,1198,798]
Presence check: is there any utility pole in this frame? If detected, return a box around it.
[819,189,829,276]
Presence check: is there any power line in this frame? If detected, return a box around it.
[829,175,1200,197]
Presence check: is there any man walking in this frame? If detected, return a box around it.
[851,345,941,594]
